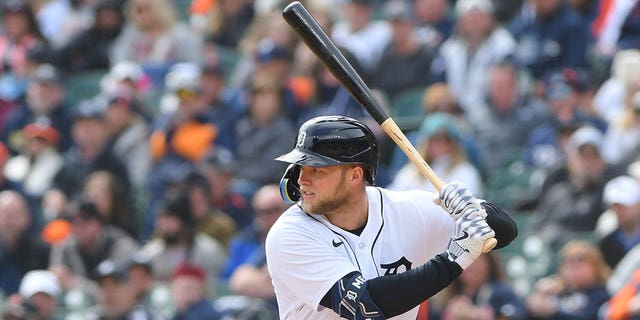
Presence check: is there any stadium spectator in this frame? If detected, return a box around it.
[222,184,288,279]
[110,0,202,75]
[170,263,221,319]
[0,0,47,104]
[431,252,527,320]
[139,190,226,298]
[525,240,611,319]
[231,73,296,197]
[48,199,139,298]
[49,0,125,73]
[429,0,516,111]
[527,125,620,249]
[3,122,64,204]
[602,90,640,169]
[331,0,391,73]
[525,75,606,172]
[509,0,590,81]
[201,0,255,49]
[87,259,157,319]
[599,176,640,269]
[0,190,51,296]
[1,64,73,153]
[50,100,130,202]
[198,146,254,231]
[603,268,640,320]
[371,0,435,100]
[388,113,482,195]
[3,270,61,320]
[223,184,286,317]
[101,87,151,190]
[81,170,139,240]
[413,0,454,49]
[182,171,237,249]
[467,60,549,171]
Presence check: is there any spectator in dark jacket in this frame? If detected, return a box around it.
[509,0,590,80]
[171,263,221,320]
[49,0,125,73]
[599,176,640,269]
[0,190,50,296]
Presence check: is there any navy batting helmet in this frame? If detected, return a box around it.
[275,116,379,203]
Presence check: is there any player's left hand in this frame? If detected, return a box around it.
[435,181,486,220]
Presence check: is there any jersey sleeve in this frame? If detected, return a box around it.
[265,214,359,311]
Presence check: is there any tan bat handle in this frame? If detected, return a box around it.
[380,119,497,253]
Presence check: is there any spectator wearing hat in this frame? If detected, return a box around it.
[3,270,61,320]
[139,190,226,298]
[509,0,590,81]
[123,252,174,318]
[199,62,242,153]
[0,190,51,296]
[50,0,126,73]
[525,74,607,172]
[199,146,253,230]
[1,63,73,153]
[388,113,482,194]
[371,0,435,101]
[598,176,640,269]
[331,0,391,73]
[3,122,64,203]
[102,87,151,190]
[49,199,139,299]
[170,263,221,320]
[527,125,622,249]
[87,259,157,320]
[45,101,130,221]
[429,0,517,112]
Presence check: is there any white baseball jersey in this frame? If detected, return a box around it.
[265,186,456,319]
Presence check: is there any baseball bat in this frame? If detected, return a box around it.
[282,1,496,253]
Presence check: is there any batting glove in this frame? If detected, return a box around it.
[435,181,486,220]
[446,209,495,270]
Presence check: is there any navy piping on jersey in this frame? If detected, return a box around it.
[370,188,385,277]
[300,204,363,272]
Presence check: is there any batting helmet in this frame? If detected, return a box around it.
[275,116,379,203]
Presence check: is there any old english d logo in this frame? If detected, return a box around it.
[381,256,412,275]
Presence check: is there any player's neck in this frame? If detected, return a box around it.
[326,190,369,231]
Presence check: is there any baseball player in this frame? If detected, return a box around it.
[265,116,518,319]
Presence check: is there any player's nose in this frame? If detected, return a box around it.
[298,167,311,186]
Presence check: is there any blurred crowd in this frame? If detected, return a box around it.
[2,0,640,319]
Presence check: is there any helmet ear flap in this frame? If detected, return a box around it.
[280,164,301,204]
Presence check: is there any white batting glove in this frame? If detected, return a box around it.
[435,181,486,220]
[446,209,495,270]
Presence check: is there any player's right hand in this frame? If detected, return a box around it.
[446,208,495,270]
[435,181,485,220]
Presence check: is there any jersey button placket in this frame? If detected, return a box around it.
[358,243,365,249]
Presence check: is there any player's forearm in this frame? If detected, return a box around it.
[366,253,462,317]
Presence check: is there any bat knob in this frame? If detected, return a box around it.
[483,238,497,253]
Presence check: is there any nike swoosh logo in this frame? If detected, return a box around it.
[332,240,344,247]
[453,231,469,242]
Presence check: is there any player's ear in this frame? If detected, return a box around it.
[351,165,364,183]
